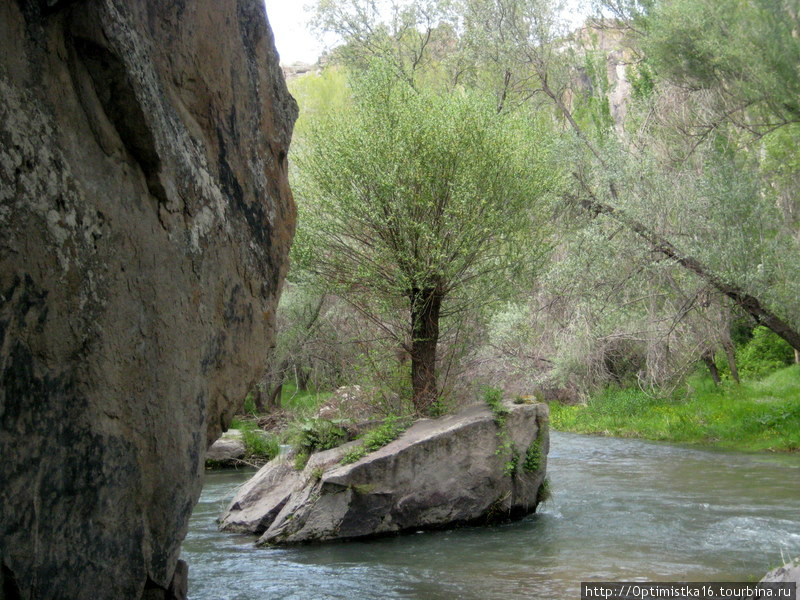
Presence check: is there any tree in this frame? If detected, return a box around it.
[293,64,552,412]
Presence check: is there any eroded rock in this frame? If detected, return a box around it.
[0,1,295,598]
[220,402,549,545]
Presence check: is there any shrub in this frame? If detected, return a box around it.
[288,417,348,458]
[736,326,795,379]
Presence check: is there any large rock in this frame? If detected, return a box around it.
[205,432,246,466]
[220,402,549,544]
[0,1,296,599]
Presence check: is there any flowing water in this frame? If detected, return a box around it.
[182,432,800,599]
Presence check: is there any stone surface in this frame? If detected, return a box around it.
[761,557,800,586]
[220,402,549,545]
[206,435,246,465]
[0,1,296,599]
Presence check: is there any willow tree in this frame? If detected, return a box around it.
[293,65,552,413]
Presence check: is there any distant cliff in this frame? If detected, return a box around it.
[0,1,296,598]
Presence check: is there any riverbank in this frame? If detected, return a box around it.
[549,366,800,452]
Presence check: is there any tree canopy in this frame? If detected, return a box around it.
[293,64,553,411]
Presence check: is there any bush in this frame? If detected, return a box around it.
[288,417,349,459]
[737,326,795,379]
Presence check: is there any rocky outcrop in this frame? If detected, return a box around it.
[220,402,549,544]
[0,1,296,599]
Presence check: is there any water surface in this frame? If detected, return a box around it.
[183,432,800,599]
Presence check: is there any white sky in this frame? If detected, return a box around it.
[262,0,590,65]
[263,1,323,65]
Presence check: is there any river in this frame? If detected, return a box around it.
[182,431,800,599]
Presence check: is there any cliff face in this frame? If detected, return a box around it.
[0,1,296,598]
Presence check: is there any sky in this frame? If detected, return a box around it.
[262,0,590,66]
[263,1,324,64]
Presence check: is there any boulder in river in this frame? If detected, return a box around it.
[219,401,549,544]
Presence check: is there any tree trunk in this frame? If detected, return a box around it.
[569,178,800,354]
[702,350,721,385]
[410,287,443,414]
[268,382,283,410]
[722,340,740,384]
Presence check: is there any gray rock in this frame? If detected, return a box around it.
[206,437,247,465]
[0,2,295,599]
[219,402,549,545]
[761,557,800,586]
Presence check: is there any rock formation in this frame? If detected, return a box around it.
[0,1,296,599]
[220,402,549,544]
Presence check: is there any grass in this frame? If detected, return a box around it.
[549,365,800,452]
[226,418,280,461]
[280,383,333,416]
[340,415,408,465]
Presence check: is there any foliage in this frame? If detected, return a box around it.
[241,429,280,461]
[483,387,519,475]
[736,327,795,380]
[550,366,800,452]
[294,62,553,410]
[536,476,552,504]
[523,438,543,473]
[483,386,509,424]
[228,419,280,462]
[340,415,408,464]
[288,417,349,459]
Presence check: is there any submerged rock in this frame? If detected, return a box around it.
[0,1,295,598]
[219,402,549,545]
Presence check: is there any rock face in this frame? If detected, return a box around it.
[0,2,296,599]
[220,402,549,544]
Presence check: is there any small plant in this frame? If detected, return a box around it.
[503,449,520,477]
[341,445,367,465]
[294,451,310,471]
[242,392,257,415]
[484,387,510,429]
[536,477,552,504]
[523,438,543,473]
[428,396,449,417]
[310,466,324,481]
[288,417,349,459]
[340,415,408,465]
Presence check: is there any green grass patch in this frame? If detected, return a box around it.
[549,366,800,452]
[241,429,280,461]
[280,383,333,416]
